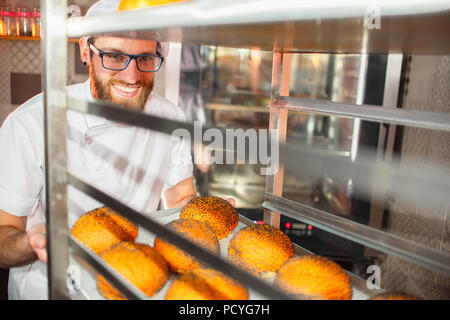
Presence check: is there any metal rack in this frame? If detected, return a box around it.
[42,0,450,299]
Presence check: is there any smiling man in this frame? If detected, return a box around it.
[85,36,160,110]
[0,0,220,300]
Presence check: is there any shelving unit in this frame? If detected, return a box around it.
[42,0,450,299]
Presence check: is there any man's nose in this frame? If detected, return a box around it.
[119,57,141,83]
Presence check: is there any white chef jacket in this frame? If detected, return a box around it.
[0,79,193,300]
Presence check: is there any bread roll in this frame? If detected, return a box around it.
[228,224,294,274]
[180,196,238,239]
[154,219,220,274]
[71,206,138,254]
[97,242,169,300]
[166,268,248,300]
[275,255,352,300]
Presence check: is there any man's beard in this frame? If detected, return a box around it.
[89,64,153,111]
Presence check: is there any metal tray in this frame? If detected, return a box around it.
[69,208,374,300]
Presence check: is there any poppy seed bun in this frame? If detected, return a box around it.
[96,242,169,300]
[275,255,352,300]
[180,196,238,239]
[71,207,138,254]
[154,219,220,274]
[165,268,248,300]
[228,224,294,274]
[369,293,420,300]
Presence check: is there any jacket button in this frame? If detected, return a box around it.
[85,135,93,145]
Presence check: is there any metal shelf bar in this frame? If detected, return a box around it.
[272,95,450,132]
[42,0,70,300]
[263,193,450,276]
[67,97,198,136]
[65,1,450,54]
[67,173,293,300]
[66,0,450,36]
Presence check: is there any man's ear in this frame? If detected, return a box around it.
[79,37,90,66]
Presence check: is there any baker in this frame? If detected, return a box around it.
[0,0,234,300]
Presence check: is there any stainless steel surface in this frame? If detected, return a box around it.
[280,142,450,209]
[67,173,293,299]
[281,54,362,217]
[42,0,70,300]
[381,55,450,299]
[208,174,266,209]
[366,53,403,252]
[382,54,403,109]
[66,0,450,54]
[381,54,403,161]
[272,95,450,132]
[264,51,290,227]
[263,193,450,276]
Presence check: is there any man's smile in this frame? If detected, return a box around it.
[111,82,141,98]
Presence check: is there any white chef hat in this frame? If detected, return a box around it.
[85,0,121,16]
[83,0,169,57]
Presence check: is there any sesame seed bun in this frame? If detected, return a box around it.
[97,242,169,300]
[180,196,238,239]
[154,219,220,274]
[165,268,248,300]
[71,206,138,254]
[275,255,352,300]
[228,224,294,274]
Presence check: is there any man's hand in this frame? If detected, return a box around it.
[163,177,197,208]
[26,224,47,263]
[225,197,236,208]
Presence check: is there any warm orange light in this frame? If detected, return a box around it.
[118,0,187,11]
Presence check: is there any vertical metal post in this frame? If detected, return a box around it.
[42,0,69,299]
[264,48,292,228]
[365,53,403,257]
[381,54,403,162]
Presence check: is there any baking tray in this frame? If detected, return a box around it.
[69,208,373,300]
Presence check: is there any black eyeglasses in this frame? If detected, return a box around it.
[87,40,164,72]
